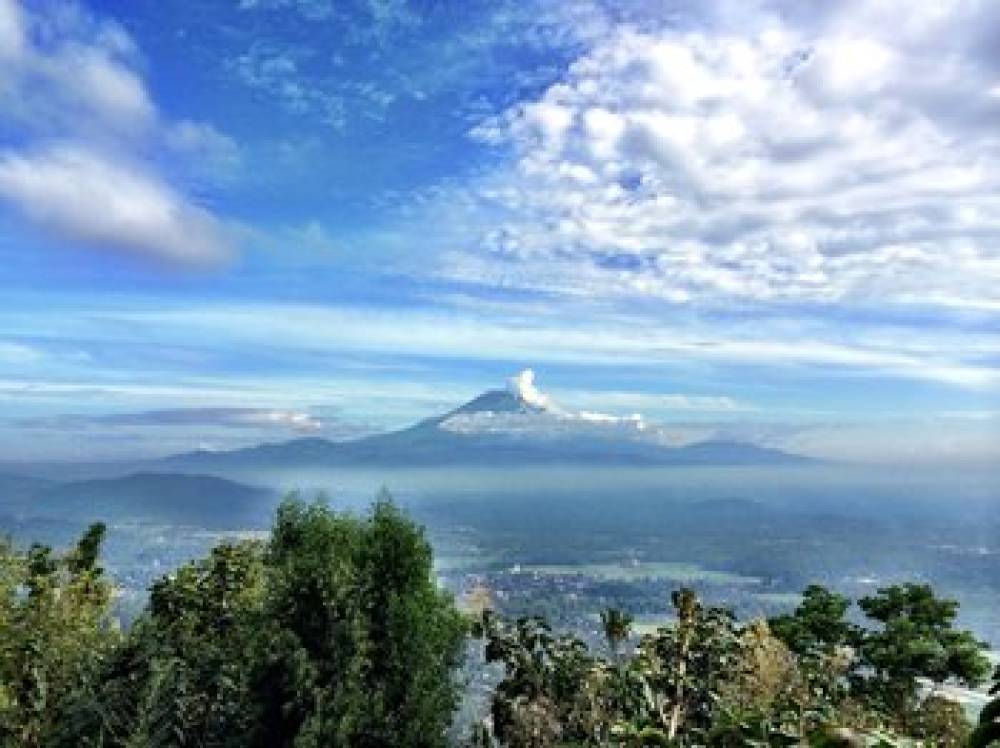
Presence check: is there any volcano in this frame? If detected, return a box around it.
[159,370,810,469]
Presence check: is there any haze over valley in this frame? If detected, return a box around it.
[2,373,998,662]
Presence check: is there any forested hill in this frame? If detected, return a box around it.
[31,472,275,528]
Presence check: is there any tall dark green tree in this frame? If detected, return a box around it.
[768,584,860,717]
[261,494,467,746]
[357,496,468,744]
[63,494,466,748]
[769,585,858,657]
[856,583,990,716]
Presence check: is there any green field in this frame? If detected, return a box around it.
[518,561,762,585]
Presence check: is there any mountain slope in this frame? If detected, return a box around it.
[0,471,54,506]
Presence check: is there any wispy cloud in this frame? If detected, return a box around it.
[105,301,997,389]
[223,0,607,132]
[4,296,992,391]
[0,341,43,364]
[562,389,755,415]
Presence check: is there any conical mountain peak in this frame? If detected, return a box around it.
[445,369,557,418]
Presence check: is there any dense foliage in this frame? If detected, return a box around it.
[473,584,993,747]
[0,524,116,746]
[0,495,466,747]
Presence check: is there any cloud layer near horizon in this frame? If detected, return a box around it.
[17,407,323,433]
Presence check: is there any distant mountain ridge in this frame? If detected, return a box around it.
[160,372,811,470]
[33,472,275,528]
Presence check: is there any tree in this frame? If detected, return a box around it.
[63,494,466,748]
[907,694,970,747]
[970,664,1000,748]
[475,582,992,748]
[600,607,633,662]
[635,588,741,743]
[0,525,118,747]
[475,612,597,746]
[856,583,991,717]
[252,495,466,746]
[340,495,467,746]
[769,585,858,657]
[63,539,269,747]
[768,585,859,718]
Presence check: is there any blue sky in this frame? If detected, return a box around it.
[0,0,997,462]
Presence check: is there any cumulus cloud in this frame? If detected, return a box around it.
[0,146,235,265]
[503,368,752,421]
[507,368,555,410]
[0,0,153,138]
[0,0,238,265]
[462,0,1000,309]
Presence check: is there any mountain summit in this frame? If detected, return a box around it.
[439,370,555,419]
[161,371,810,469]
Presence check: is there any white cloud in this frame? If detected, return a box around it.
[507,369,554,410]
[438,409,651,441]
[17,407,324,433]
[459,0,1000,310]
[0,146,235,265]
[0,0,153,137]
[0,0,239,265]
[0,0,24,60]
